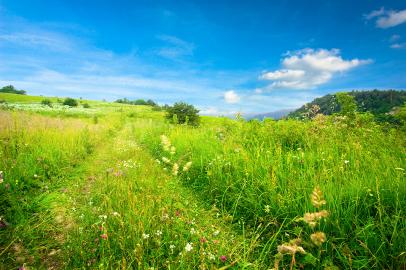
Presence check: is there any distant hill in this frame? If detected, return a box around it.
[246,109,294,120]
[288,90,406,120]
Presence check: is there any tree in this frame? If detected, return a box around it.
[166,102,200,126]
[0,85,26,95]
[336,92,357,119]
[63,97,78,107]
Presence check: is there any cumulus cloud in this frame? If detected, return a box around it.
[365,8,406,28]
[224,90,240,103]
[259,48,371,90]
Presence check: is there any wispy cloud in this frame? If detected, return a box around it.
[156,35,194,60]
[365,8,406,28]
[258,48,371,90]
[390,43,406,49]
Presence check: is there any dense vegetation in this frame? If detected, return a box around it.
[115,98,157,106]
[0,85,27,95]
[0,92,405,269]
[165,101,200,126]
[288,90,406,122]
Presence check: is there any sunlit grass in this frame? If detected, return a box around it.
[0,99,405,269]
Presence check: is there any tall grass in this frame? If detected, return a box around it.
[133,115,406,269]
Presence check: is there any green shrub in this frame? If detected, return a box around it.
[63,97,78,107]
[41,99,52,107]
[82,103,90,108]
[165,102,200,126]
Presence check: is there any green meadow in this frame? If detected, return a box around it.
[0,93,405,269]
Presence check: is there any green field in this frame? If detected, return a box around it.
[0,93,405,269]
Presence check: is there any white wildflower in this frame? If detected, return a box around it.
[185,242,193,252]
[142,233,150,239]
[264,205,270,213]
[155,230,162,237]
[213,230,220,236]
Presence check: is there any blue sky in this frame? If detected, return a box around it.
[0,0,405,115]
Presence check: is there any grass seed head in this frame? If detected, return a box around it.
[311,186,326,208]
[310,232,326,246]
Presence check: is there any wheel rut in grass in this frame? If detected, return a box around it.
[52,122,247,269]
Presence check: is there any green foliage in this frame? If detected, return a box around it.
[41,98,52,107]
[289,90,406,122]
[0,85,26,95]
[165,102,200,126]
[336,92,357,118]
[82,103,90,108]
[63,97,78,107]
[115,98,157,106]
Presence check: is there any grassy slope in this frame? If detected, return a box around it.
[0,96,405,269]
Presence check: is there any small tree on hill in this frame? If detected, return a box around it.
[166,102,200,126]
[63,97,78,107]
[336,92,357,119]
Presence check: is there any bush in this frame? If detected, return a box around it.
[82,103,90,108]
[165,102,200,126]
[63,97,78,107]
[41,99,52,107]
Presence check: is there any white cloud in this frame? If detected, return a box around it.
[259,48,371,90]
[390,43,406,49]
[364,7,385,20]
[224,90,240,103]
[365,8,406,28]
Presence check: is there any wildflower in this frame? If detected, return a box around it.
[310,232,326,246]
[0,171,3,184]
[208,253,216,260]
[220,255,227,263]
[213,230,220,236]
[200,237,207,243]
[98,215,107,220]
[162,157,170,164]
[303,210,329,228]
[18,265,26,270]
[101,233,108,240]
[190,228,196,235]
[264,205,271,213]
[311,186,326,208]
[155,159,161,164]
[34,174,38,178]
[183,161,192,172]
[172,163,179,176]
[170,146,176,155]
[142,233,150,239]
[169,244,175,250]
[185,242,193,252]
[155,230,162,237]
[112,212,120,217]
[344,160,349,164]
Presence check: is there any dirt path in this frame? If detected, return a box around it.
[36,121,247,269]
